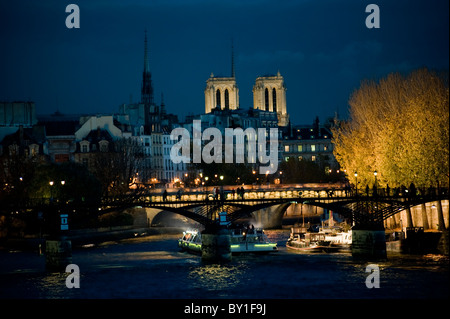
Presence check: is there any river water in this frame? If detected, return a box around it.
[0,230,448,300]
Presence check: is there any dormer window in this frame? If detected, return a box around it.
[80,140,90,153]
[99,140,109,152]
[29,144,39,157]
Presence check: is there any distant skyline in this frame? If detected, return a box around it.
[0,0,448,125]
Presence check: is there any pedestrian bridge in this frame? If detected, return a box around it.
[98,186,448,229]
[1,186,448,230]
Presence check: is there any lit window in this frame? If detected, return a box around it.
[311,155,316,161]
[311,144,316,152]
[284,145,289,152]
[297,145,302,152]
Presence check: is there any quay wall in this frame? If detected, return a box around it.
[385,200,449,230]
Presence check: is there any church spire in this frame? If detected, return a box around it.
[141,29,154,105]
[144,29,149,73]
[231,39,235,78]
[161,92,166,115]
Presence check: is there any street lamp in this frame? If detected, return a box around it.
[373,170,378,196]
[354,172,358,196]
[49,181,54,202]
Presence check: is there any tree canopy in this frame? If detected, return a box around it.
[332,68,449,189]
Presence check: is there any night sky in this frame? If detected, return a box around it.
[0,0,448,125]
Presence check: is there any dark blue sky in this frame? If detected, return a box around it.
[1,0,448,125]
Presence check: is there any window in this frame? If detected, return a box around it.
[55,154,69,163]
[284,145,289,152]
[99,141,109,152]
[297,145,303,152]
[265,88,269,111]
[29,144,39,157]
[311,155,316,161]
[224,89,229,109]
[216,89,221,107]
[272,88,277,113]
[82,144,88,153]
[9,144,19,156]
[311,144,316,152]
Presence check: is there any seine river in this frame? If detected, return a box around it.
[0,230,448,303]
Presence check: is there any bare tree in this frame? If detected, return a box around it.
[92,137,146,197]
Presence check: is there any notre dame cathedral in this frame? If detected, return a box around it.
[204,46,289,127]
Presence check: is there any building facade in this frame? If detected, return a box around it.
[281,117,338,170]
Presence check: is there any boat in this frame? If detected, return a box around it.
[286,231,339,252]
[318,226,352,252]
[178,227,278,255]
[230,227,278,253]
[178,229,202,254]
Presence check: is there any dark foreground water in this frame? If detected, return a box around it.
[0,230,449,300]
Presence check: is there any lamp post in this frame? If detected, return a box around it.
[49,181,54,202]
[373,170,378,196]
[354,172,358,196]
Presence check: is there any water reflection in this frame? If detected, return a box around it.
[188,262,250,293]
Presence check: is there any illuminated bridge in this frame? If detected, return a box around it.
[105,187,448,229]
[5,186,446,230]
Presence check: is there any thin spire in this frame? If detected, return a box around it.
[231,38,235,78]
[161,92,166,114]
[141,29,154,105]
[144,29,149,73]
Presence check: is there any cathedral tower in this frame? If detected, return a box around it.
[253,71,289,126]
[205,44,239,113]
